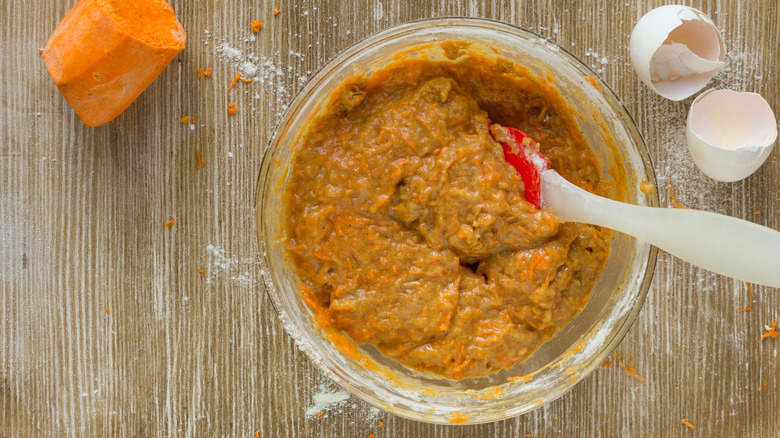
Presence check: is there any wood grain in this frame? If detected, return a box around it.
[2,0,779,436]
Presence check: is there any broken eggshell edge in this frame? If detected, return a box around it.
[686,89,778,182]
[630,5,725,101]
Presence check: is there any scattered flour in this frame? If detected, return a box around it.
[205,244,258,287]
[304,382,352,417]
[210,35,309,121]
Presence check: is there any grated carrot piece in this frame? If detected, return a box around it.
[273,7,281,15]
[163,217,175,228]
[668,179,690,209]
[229,73,242,90]
[681,418,694,430]
[738,282,753,312]
[761,321,778,341]
[251,20,264,32]
[197,67,202,79]
[195,150,204,167]
[204,68,212,78]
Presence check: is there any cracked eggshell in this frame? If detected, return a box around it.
[630,5,725,101]
[686,89,777,182]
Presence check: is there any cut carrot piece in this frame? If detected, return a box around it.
[251,20,263,32]
[41,0,186,127]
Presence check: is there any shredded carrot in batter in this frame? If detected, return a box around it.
[761,321,778,341]
[738,282,753,312]
[668,179,690,209]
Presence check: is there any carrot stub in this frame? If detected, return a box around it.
[41,0,186,127]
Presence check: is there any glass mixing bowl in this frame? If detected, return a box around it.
[256,18,658,425]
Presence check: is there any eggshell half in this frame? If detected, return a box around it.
[630,5,725,101]
[687,89,777,182]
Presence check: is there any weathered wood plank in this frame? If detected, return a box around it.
[1,0,778,436]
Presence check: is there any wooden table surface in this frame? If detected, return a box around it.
[2,0,779,436]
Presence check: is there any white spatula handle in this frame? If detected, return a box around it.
[542,171,780,287]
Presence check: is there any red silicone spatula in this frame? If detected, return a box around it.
[491,125,780,288]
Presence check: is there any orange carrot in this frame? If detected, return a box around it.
[251,20,264,32]
[273,7,281,15]
[738,282,753,312]
[203,68,212,78]
[41,0,186,127]
[761,321,777,341]
[229,73,241,90]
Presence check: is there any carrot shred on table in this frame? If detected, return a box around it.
[753,209,762,215]
[378,421,383,427]
[601,358,613,368]
[105,306,110,312]
[615,353,645,381]
[195,150,205,167]
[204,68,212,78]
[251,20,264,32]
[525,434,535,438]
[240,77,254,83]
[228,102,238,115]
[197,67,202,79]
[163,217,175,228]
[180,116,191,124]
[316,411,323,420]
[761,321,778,341]
[197,269,205,277]
[254,430,260,438]
[273,7,281,15]
[738,282,754,312]
[229,73,242,90]
[38,48,44,54]
[668,179,690,209]
[681,418,695,430]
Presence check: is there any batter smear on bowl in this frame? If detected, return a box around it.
[284,43,612,379]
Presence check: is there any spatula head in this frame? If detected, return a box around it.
[490,125,550,208]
